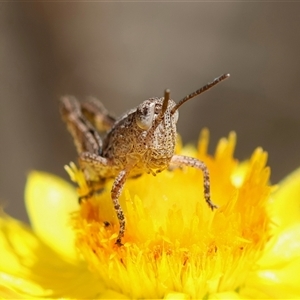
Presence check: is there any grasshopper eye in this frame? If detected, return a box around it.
[136,101,155,130]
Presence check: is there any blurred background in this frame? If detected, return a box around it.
[1,3,299,223]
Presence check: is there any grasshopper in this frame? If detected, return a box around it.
[60,73,229,245]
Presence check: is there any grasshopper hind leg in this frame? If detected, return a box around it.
[81,97,116,132]
[60,96,103,155]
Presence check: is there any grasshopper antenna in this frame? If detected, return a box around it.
[162,89,170,115]
[145,89,171,141]
[152,88,170,127]
[171,73,230,115]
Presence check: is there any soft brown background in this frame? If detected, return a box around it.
[1,3,300,223]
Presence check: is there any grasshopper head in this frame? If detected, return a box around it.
[135,95,178,132]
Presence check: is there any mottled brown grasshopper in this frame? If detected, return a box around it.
[60,73,229,245]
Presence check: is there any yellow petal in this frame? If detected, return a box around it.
[258,223,300,268]
[0,284,29,299]
[271,167,300,231]
[231,160,249,188]
[25,171,79,262]
[208,291,242,299]
[164,292,190,299]
[99,289,130,299]
[0,214,105,298]
[244,258,300,299]
[243,223,300,298]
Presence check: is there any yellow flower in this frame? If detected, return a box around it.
[1,129,300,299]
